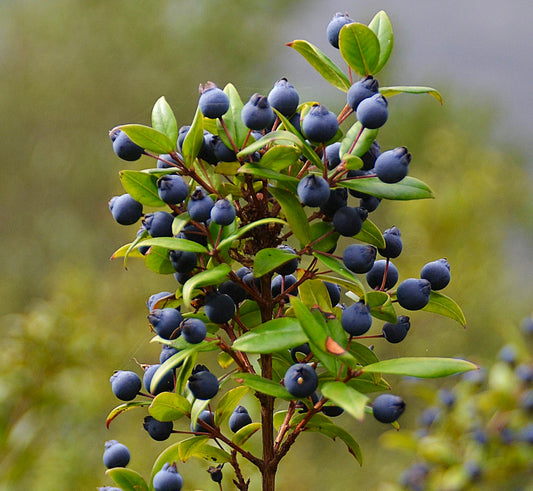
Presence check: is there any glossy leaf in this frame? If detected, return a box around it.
[150,442,181,485]
[260,145,301,170]
[362,357,479,378]
[354,218,385,248]
[313,252,365,296]
[110,241,145,261]
[218,351,234,369]
[118,124,175,154]
[238,300,262,330]
[368,10,394,74]
[298,278,333,312]
[309,221,339,253]
[174,349,198,395]
[235,373,293,400]
[182,263,231,308]
[321,381,369,422]
[286,39,351,92]
[182,106,204,166]
[106,468,149,491]
[178,436,210,462]
[152,96,178,144]
[339,23,380,76]
[269,187,311,245]
[232,317,306,353]
[253,247,299,278]
[218,83,248,149]
[232,422,262,446]
[238,163,299,183]
[119,170,166,207]
[338,176,434,200]
[348,341,380,366]
[138,237,208,254]
[105,401,151,429]
[216,218,287,251]
[364,290,397,323]
[380,86,443,105]
[190,443,232,464]
[339,122,379,159]
[237,130,303,157]
[422,291,467,327]
[144,246,175,275]
[149,392,191,422]
[214,386,250,426]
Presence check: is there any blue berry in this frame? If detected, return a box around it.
[366,259,399,290]
[420,258,451,290]
[341,301,372,336]
[271,274,298,298]
[188,365,219,400]
[297,174,331,207]
[326,12,353,49]
[324,281,341,306]
[187,187,214,222]
[284,363,318,398]
[359,195,381,213]
[320,187,348,217]
[361,140,381,170]
[111,129,144,161]
[347,76,379,111]
[268,77,300,117]
[157,175,189,204]
[177,126,190,152]
[198,82,229,119]
[110,370,141,401]
[193,409,215,432]
[109,194,143,225]
[144,211,174,237]
[325,142,341,170]
[356,93,388,129]
[375,147,411,183]
[218,280,247,304]
[153,463,183,491]
[157,153,180,169]
[302,104,339,143]
[143,364,175,395]
[372,393,406,423]
[241,93,275,130]
[342,244,377,274]
[275,245,299,276]
[143,416,173,441]
[290,343,311,363]
[103,440,130,469]
[382,315,410,343]
[198,131,219,164]
[211,199,236,225]
[332,206,368,236]
[213,136,237,162]
[169,249,198,274]
[204,292,236,324]
[148,308,183,340]
[160,344,181,365]
[229,405,252,433]
[181,317,207,344]
[397,278,431,310]
[379,226,403,258]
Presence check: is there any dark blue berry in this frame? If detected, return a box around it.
[111,129,144,161]
[302,104,339,143]
[144,211,174,237]
[342,244,377,274]
[188,365,219,400]
[181,317,207,344]
[148,308,183,340]
[397,278,431,310]
[290,343,311,363]
[218,280,247,304]
[420,258,451,290]
[297,174,331,207]
[325,142,341,170]
[320,187,348,217]
[382,316,411,343]
[361,140,381,170]
[157,153,180,169]
[143,416,173,441]
[157,175,189,204]
[326,12,353,49]
[366,259,399,290]
[193,409,215,432]
[109,194,143,225]
[110,370,141,401]
[229,405,252,433]
[271,274,298,298]
[103,440,130,469]
[341,301,372,336]
[347,76,379,111]
[378,226,402,259]
[169,249,198,274]
[374,147,411,183]
[143,364,175,395]
[275,245,299,276]
[324,281,341,306]
[372,393,406,423]
[160,344,180,365]
[332,206,368,236]
[210,199,236,225]
[322,404,344,417]
[153,463,183,491]
[204,292,236,324]
[241,93,275,130]
[213,136,237,162]
[284,363,318,398]
[198,82,229,119]
[187,187,214,222]
[268,78,300,117]
[356,93,388,129]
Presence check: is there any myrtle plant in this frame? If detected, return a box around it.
[102,10,476,491]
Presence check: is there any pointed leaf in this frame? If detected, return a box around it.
[149,392,191,422]
[380,86,443,105]
[348,341,380,366]
[339,23,380,76]
[232,317,306,353]
[269,187,311,245]
[106,468,149,491]
[214,386,250,426]
[260,145,301,170]
[339,122,379,159]
[118,124,175,154]
[190,443,232,464]
[298,278,333,312]
[368,10,394,74]
[216,218,287,251]
[237,130,303,157]
[182,263,231,308]
[364,290,397,323]
[138,237,208,254]
[175,350,198,395]
[182,106,204,166]
[232,422,262,446]
[234,373,293,400]
[286,39,351,92]
[354,218,385,248]
[338,176,434,200]
[105,401,151,429]
[218,83,249,149]
[152,96,178,144]
[422,291,467,328]
[313,252,365,296]
[309,221,340,253]
[321,381,369,421]
[110,242,145,260]
[253,248,299,278]
[362,357,479,378]
[119,170,166,207]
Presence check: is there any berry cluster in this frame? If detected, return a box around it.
[101,10,473,491]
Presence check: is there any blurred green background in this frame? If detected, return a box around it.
[1,1,532,490]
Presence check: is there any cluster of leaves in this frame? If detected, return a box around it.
[380,316,533,490]
[103,10,475,491]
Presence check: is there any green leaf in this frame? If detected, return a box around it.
[313,252,365,296]
[218,83,249,149]
[253,248,299,278]
[368,10,394,74]
[119,170,166,207]
[309,221,339,253]
[260,145,301,170]
[235,373,293,400]
[152,96,178,144]
[339,23,380,76]
[182,263,231,308]
[354,219,385,248]
[214,386,250,426]
[232,422,262,446]
[380,86,443,105]
[237,130,303,157]
[190,443,232,464]
[339,122,379,159]
[286,39,351,92]
[218,352,234,369]
[149,391,191,422]
[364,290,397,323]
[150,442,181,485]
[298,278,333,312]
[238,300,263,330]
[106,468,149,491]
[270,187,311,246]
[138,237,208,254]
[348,341,380,366]
[144,246,175,274]
[175,349,198,395]
[232,317,306,353]
[362,357,479,378]
[216,218,287,251]
[110,241,145,261]
[338,176,434,200]
[118,124,175,154]
[105,401,151,429]
[321,381,369,421]
[190,399,210,432]
[182,106,204,166]
[422,291,467,328]
[178,436,209,462]
[238,163,299,183]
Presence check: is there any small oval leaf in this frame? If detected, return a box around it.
[339,23,380,76]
